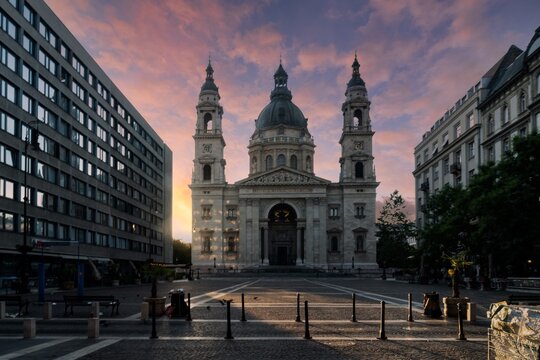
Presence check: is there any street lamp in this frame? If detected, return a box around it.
[16,121,40,294]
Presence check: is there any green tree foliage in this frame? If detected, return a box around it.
[376,190,416,268]
[172,239,192,265]
[420,133,540,277]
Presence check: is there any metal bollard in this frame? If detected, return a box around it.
[225,300,234,339]
[186,293,192,321]
[1,301,6,319]
[350,293,357,322]
[150,277,158,339]
[43,302,53,320]
[241,293,246,322]
[197,269,200,280]
[377,301,387,340]
[407,293,414,322]
[295,293,301,322]
[457,303,467,340]
[304,300,311,339]
[88,317,99,339]
[141,302,149,322]
[23,318,36,339]
[91,302,100,318]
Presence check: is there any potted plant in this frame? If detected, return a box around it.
[443,251,473,317]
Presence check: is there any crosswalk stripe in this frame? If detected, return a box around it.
[53,339,119,360]
[0,338,73,360]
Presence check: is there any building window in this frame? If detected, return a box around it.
[467,113,475,129]
[423,149,428,162]
[39,20,57,48]
[0,11,17,40]
[503,137,510,154]
[454,123,462,138]
[306,155,312,172]
[442,132,449,147]
[356,234,365,252]
[290,154,297,169]
[353,109,362,127]
[250,156,257,173]
[329,206,339,218]
[330,236,338,252]
[467,141,475,159]
[202,236,211,253]
[38,49,57,75]
[277,154,286,167]
[0,211,15,231]
[202,206,212,220]
[416,155,421,167]
[227,236,236,253]
[443,157,449,175]
[203,164,211,181]
[265,155,273,171]
[502,104,509,124]
[226,207,237,220]
[0,111,15,135]
[519,92,526,113]
[1,77,16,103]
[203,113,212,132]
[0,45,17,72]
[519,127,527,137]
[355,204,365,218]
[355,161,364,178]
[487,146,495,162]
[0,177,14,199]
[0,143,15,167]
[22,63,34,85]
[488,115,495,135]
[455,150,461,164]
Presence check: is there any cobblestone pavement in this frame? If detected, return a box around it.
[0,275,513,359]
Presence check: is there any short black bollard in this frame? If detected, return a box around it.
[197,269,200,280]
[186,292,192,321]
[225,300,234,339]
[295,293,301,322]
[241,293,246,322]
[304,300,311,339]
[457,303,467,341]
[150,277,158,339]
[407,293,414,322]
[377,300,387,340]
[350,293,357,322]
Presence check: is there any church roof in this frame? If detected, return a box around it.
[255,63,308,130]
[201,59,218,92]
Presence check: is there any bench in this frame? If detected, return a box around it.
[507,294,540,305]
[0,295,29,316]
[63,295,120,316]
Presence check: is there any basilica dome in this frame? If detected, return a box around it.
[255,64,308,130]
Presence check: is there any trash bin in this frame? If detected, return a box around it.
[423,292,442,318]
[170,288,188,318]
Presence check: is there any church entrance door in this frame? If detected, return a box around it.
[268,204,297,266]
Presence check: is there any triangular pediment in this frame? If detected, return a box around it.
[236,167,331,186]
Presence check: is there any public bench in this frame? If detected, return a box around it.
[63,295,120,316]
[507,294,540,305]
[0,295,29,315]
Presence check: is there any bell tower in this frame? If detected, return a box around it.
[192,59,226,184]
[339,53,376,183]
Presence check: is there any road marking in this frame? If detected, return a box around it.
[123,279,260,319]
[0,338,73,359]
[53,339,119,360]
[308,280,424,309]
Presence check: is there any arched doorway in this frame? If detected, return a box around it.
[268,203,297,265]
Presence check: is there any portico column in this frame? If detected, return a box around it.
[263,226,269,265]
[296,227,302,265]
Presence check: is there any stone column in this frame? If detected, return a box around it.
[296,227,303,265]
[262,226,269,265]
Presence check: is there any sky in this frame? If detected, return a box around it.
[45,0,540,242]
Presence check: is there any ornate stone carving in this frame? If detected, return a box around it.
[202,143,212,153]
[243,170,327,185]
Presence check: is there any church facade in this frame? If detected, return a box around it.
[190,56,379,271]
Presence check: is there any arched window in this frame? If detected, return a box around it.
[355,161,364,178]
[290,155,297,169]
[251,156,257,173]
[265,155,273,170]
[353,109,362,127]
[277,154,286,167]
[203,113,212,132]
[203,164,211,181]
[306,156,312,172]
[519,92,526,113]
[331,236,338,252]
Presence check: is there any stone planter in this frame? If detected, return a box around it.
[443,297,470,318]
[144,296,167,316]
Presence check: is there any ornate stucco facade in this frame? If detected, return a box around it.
[190,57,379,271]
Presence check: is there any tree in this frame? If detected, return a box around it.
[376,190,416,269]
[172,239,192,264]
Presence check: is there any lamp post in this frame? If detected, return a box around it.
[16,122,40,294]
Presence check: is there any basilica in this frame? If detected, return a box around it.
[190,56,379,271]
